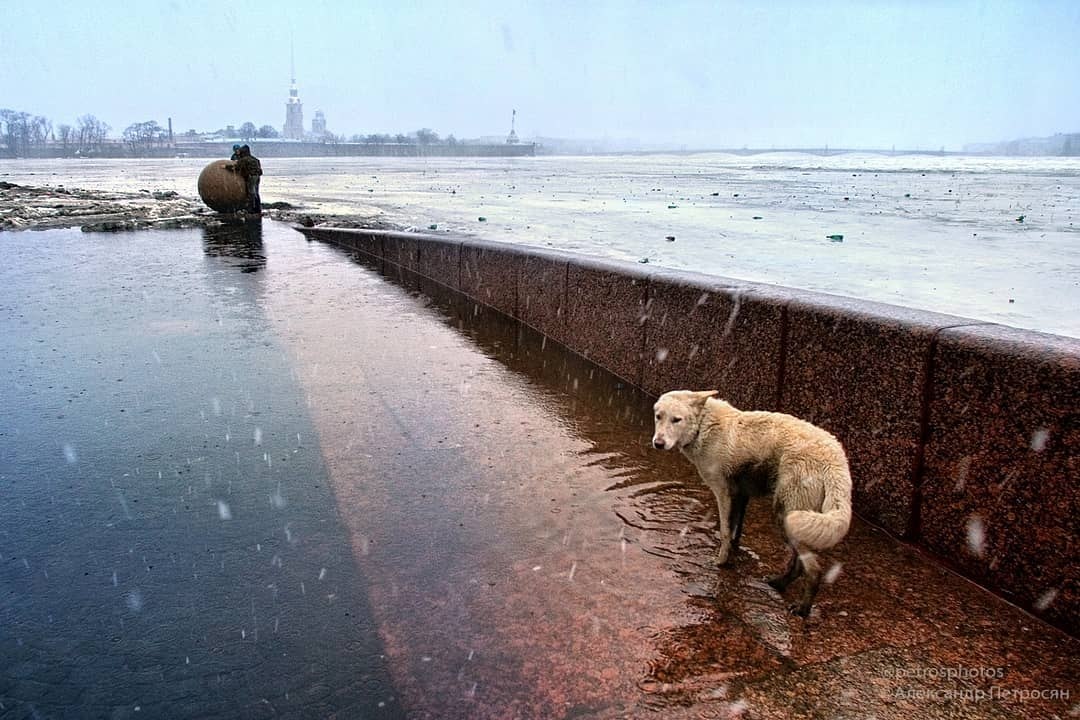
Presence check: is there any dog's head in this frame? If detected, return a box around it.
[652,390,720,450]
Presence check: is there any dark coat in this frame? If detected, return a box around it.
[235,152,262,178]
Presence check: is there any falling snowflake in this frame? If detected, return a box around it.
[823,563,843,584]
[1034,588,1058,611]
[1030,428,1049,452]
[126,589,143,612]
[966,516,986,557]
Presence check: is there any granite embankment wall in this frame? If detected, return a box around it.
[300,227,1079,637]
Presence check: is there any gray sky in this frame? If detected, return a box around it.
[2,0,1077,149]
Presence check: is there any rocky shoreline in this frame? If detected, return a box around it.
[0,180,398,233]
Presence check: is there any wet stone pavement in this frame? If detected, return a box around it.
[1,220,1076,719]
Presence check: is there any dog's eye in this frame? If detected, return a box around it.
[673,417,683,424]
[655,413,662,420]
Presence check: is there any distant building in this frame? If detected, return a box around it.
[312,110,327,137]
[506,109,519,144]
[283,74,304,140]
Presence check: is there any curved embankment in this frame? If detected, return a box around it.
[299,226,1079,638]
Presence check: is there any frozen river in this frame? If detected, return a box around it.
[2,153,1078,337]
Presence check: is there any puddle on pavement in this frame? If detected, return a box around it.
[1,223,1075,719]
[0,222,401,718]
[284,240,1077,719]
[200,217,267,273]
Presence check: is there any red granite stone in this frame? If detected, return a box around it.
[350,229,385,258]
[298,226,336,247]
[382,233,419,271]
[295,227,1080,641]
[415,236,462,290]
[919,324,1080,636]
[780,292,978,537]
[516,250,569,344]
[643,269,785,411]
[563,257,650,388]
[460,240,524,318]
[301,227,384,257]
[379,257,422,292]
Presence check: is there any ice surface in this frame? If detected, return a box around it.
[3,154,1077,336]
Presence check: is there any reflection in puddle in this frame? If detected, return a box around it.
[202,217,266,272]
[289,242,1080,720]
[301,246,808,715]
[0,225,401,719]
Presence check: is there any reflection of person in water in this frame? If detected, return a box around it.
[202,218,266,273]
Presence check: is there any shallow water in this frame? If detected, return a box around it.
[2,153,1078,337]
[0,221,401,717]
[1,221,1075,718]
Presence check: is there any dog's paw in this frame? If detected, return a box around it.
[715,545,733,566]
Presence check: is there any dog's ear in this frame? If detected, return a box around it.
[691,390,721,404]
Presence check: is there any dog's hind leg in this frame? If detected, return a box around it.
[729,491,749,550]
[766,545,802,592]
[790,551,822,617]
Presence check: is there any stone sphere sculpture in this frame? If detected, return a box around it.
[197,160,247,213]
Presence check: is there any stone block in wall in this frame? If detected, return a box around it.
[563,258,650,388]
[919,324,1080,636]
[302,228,382,257]
[643,270,784,411]
[517,250,570,345]
[416,236,461,290]
[460,241,522,318]
[350,230,384,258]
[780,293,975,537]
[380,258,422,292]
[299,227,336,247]
[383,234,419,271]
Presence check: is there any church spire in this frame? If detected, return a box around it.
[283,42,304,139]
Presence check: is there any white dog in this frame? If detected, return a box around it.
[652,390,852,616]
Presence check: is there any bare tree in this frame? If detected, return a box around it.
[1,110,30,156]
[123,120,167,155]
[35,116,51,145]
[57,124,74,152]
[0,111,51,156]
[76,115,110,153]
[0,109,20,156]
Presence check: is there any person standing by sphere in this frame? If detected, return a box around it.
[227,145,262,215]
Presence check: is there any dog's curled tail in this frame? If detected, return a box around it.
[783,470,852,551]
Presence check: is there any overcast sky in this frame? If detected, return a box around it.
[2,0,1077,149]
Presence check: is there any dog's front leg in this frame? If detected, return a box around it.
[708,482,734,565]
[730,491,749,550]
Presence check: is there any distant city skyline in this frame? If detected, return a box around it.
[2,1,1078,151]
